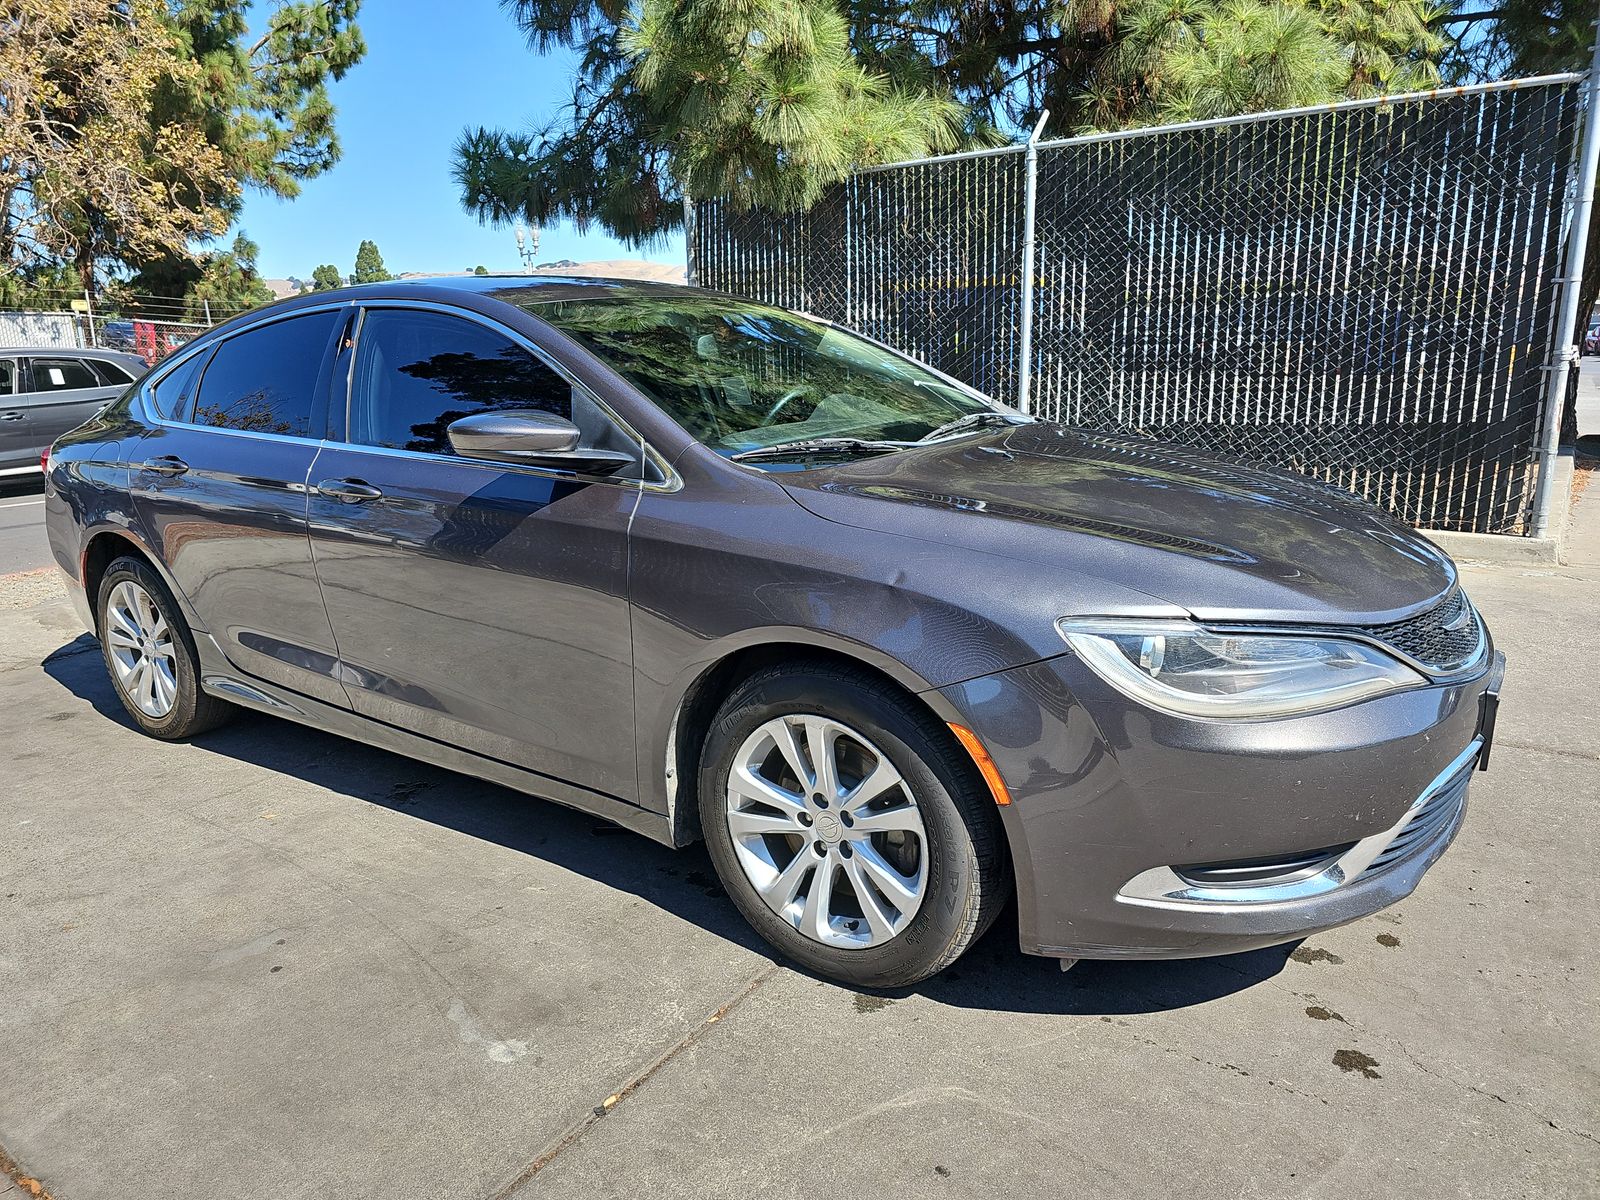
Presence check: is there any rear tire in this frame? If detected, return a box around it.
[698,662,1010,988]
[96,556,233,740]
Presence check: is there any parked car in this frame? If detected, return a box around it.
[42,278,1503,987]
[1585,321,1600,355]
[0,347,147,476]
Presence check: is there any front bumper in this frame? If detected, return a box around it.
[940,646,1503,960]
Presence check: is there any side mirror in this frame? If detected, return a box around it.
[446,409,634,475]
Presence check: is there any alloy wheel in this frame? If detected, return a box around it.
[724,714,929,949]
[105,580,178,719]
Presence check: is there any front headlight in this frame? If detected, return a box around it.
[1057,620,1426,719]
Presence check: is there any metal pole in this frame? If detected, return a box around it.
[83,289,96,348]
[1531,32,1600,540]
[683,193,698,288]
[202,299,212,326]
[1015,110,1050,415]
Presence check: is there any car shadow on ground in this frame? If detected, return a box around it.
[42,634,1296,1016]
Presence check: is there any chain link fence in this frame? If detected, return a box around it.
[0,309,211,365]
[691,74,1592,535]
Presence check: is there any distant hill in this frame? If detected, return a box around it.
[396,260,686,285]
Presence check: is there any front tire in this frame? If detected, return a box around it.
[96,557,233,740]
[699,663,1010,988]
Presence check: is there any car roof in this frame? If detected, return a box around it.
[0,345,146,362]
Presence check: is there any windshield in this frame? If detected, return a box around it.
[527,293,1001,460]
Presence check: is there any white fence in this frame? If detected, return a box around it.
[0,311,82,349]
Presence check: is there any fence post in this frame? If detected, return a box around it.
[1530,31,1600,539]
[203,299,212,326]
[683,194,698,288]
[1015,110,1050,415]
[83,289,96,348]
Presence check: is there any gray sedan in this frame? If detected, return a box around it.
[0,346,147,475]
[41,277,1502,987]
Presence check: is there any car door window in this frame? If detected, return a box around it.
[0,360,14,395]
[192,311,340,437]
[29,358,100,392]
[349,309,574,455]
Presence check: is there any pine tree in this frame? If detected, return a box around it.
[311,264,343,290]
[455,0,1573,244]
[352,240,391,283]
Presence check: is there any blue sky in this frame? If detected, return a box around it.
[236,4,682,281]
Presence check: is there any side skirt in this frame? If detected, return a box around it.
[198,663,677,850]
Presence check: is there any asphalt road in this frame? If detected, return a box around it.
[1,474,1597,1198]
[0,473,46,575]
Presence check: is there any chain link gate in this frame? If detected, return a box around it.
[691,72,1595,536]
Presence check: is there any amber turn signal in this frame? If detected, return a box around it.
[948,723,1012,806]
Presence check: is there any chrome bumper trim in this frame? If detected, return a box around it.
[1116,737,1481,911]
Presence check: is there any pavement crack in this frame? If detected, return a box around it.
[486,963,777,1199]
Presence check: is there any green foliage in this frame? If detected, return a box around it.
[474,265,489,275]
[181,232,274,318]
[454,0,964,246]
[352,239,392,283]
[1440,0,1595,83]
[311,263,343,290]
[159,1,367,204]
[458,0,1591,242]
[1,0,364,298]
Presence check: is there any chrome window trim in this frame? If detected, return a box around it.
[1115,737,1481,911]
[335,298,681,494]
[139,302,354,431]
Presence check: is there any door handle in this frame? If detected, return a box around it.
[139,455,189,476]
[317,477,383,503]
[0,411,23,421]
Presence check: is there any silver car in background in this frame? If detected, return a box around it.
[0,347,147,476]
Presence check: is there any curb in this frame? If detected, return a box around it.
[1418,528,1562,566]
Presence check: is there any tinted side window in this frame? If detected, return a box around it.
[349,309,573,454]
[0,360,14,396]
[193,311,339,437]
[30,358,100,392]
[90,359,136,385]
[148,349,210,420]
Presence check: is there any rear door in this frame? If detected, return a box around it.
[304,304,645,800]
[131,307,352,707]
[20,355,123,450]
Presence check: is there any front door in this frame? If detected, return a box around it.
[131,308,350,708]
[305,306,643,802]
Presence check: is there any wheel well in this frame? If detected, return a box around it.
[668,644,964,847]
[82,532,153,617]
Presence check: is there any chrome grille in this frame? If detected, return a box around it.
[1353,587,1483,674]
[1365,759,1472,875]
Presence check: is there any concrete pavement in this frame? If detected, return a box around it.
[1,528,1596,1197]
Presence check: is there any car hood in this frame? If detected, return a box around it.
[777,424,1455,624]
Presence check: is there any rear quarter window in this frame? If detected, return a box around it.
[147,350,210,420]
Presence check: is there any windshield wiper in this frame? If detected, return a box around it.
[917,410,1031,443]
[730,437,913,463]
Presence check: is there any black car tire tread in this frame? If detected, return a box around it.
[698,661,1011,988]
[97,556,233,740]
